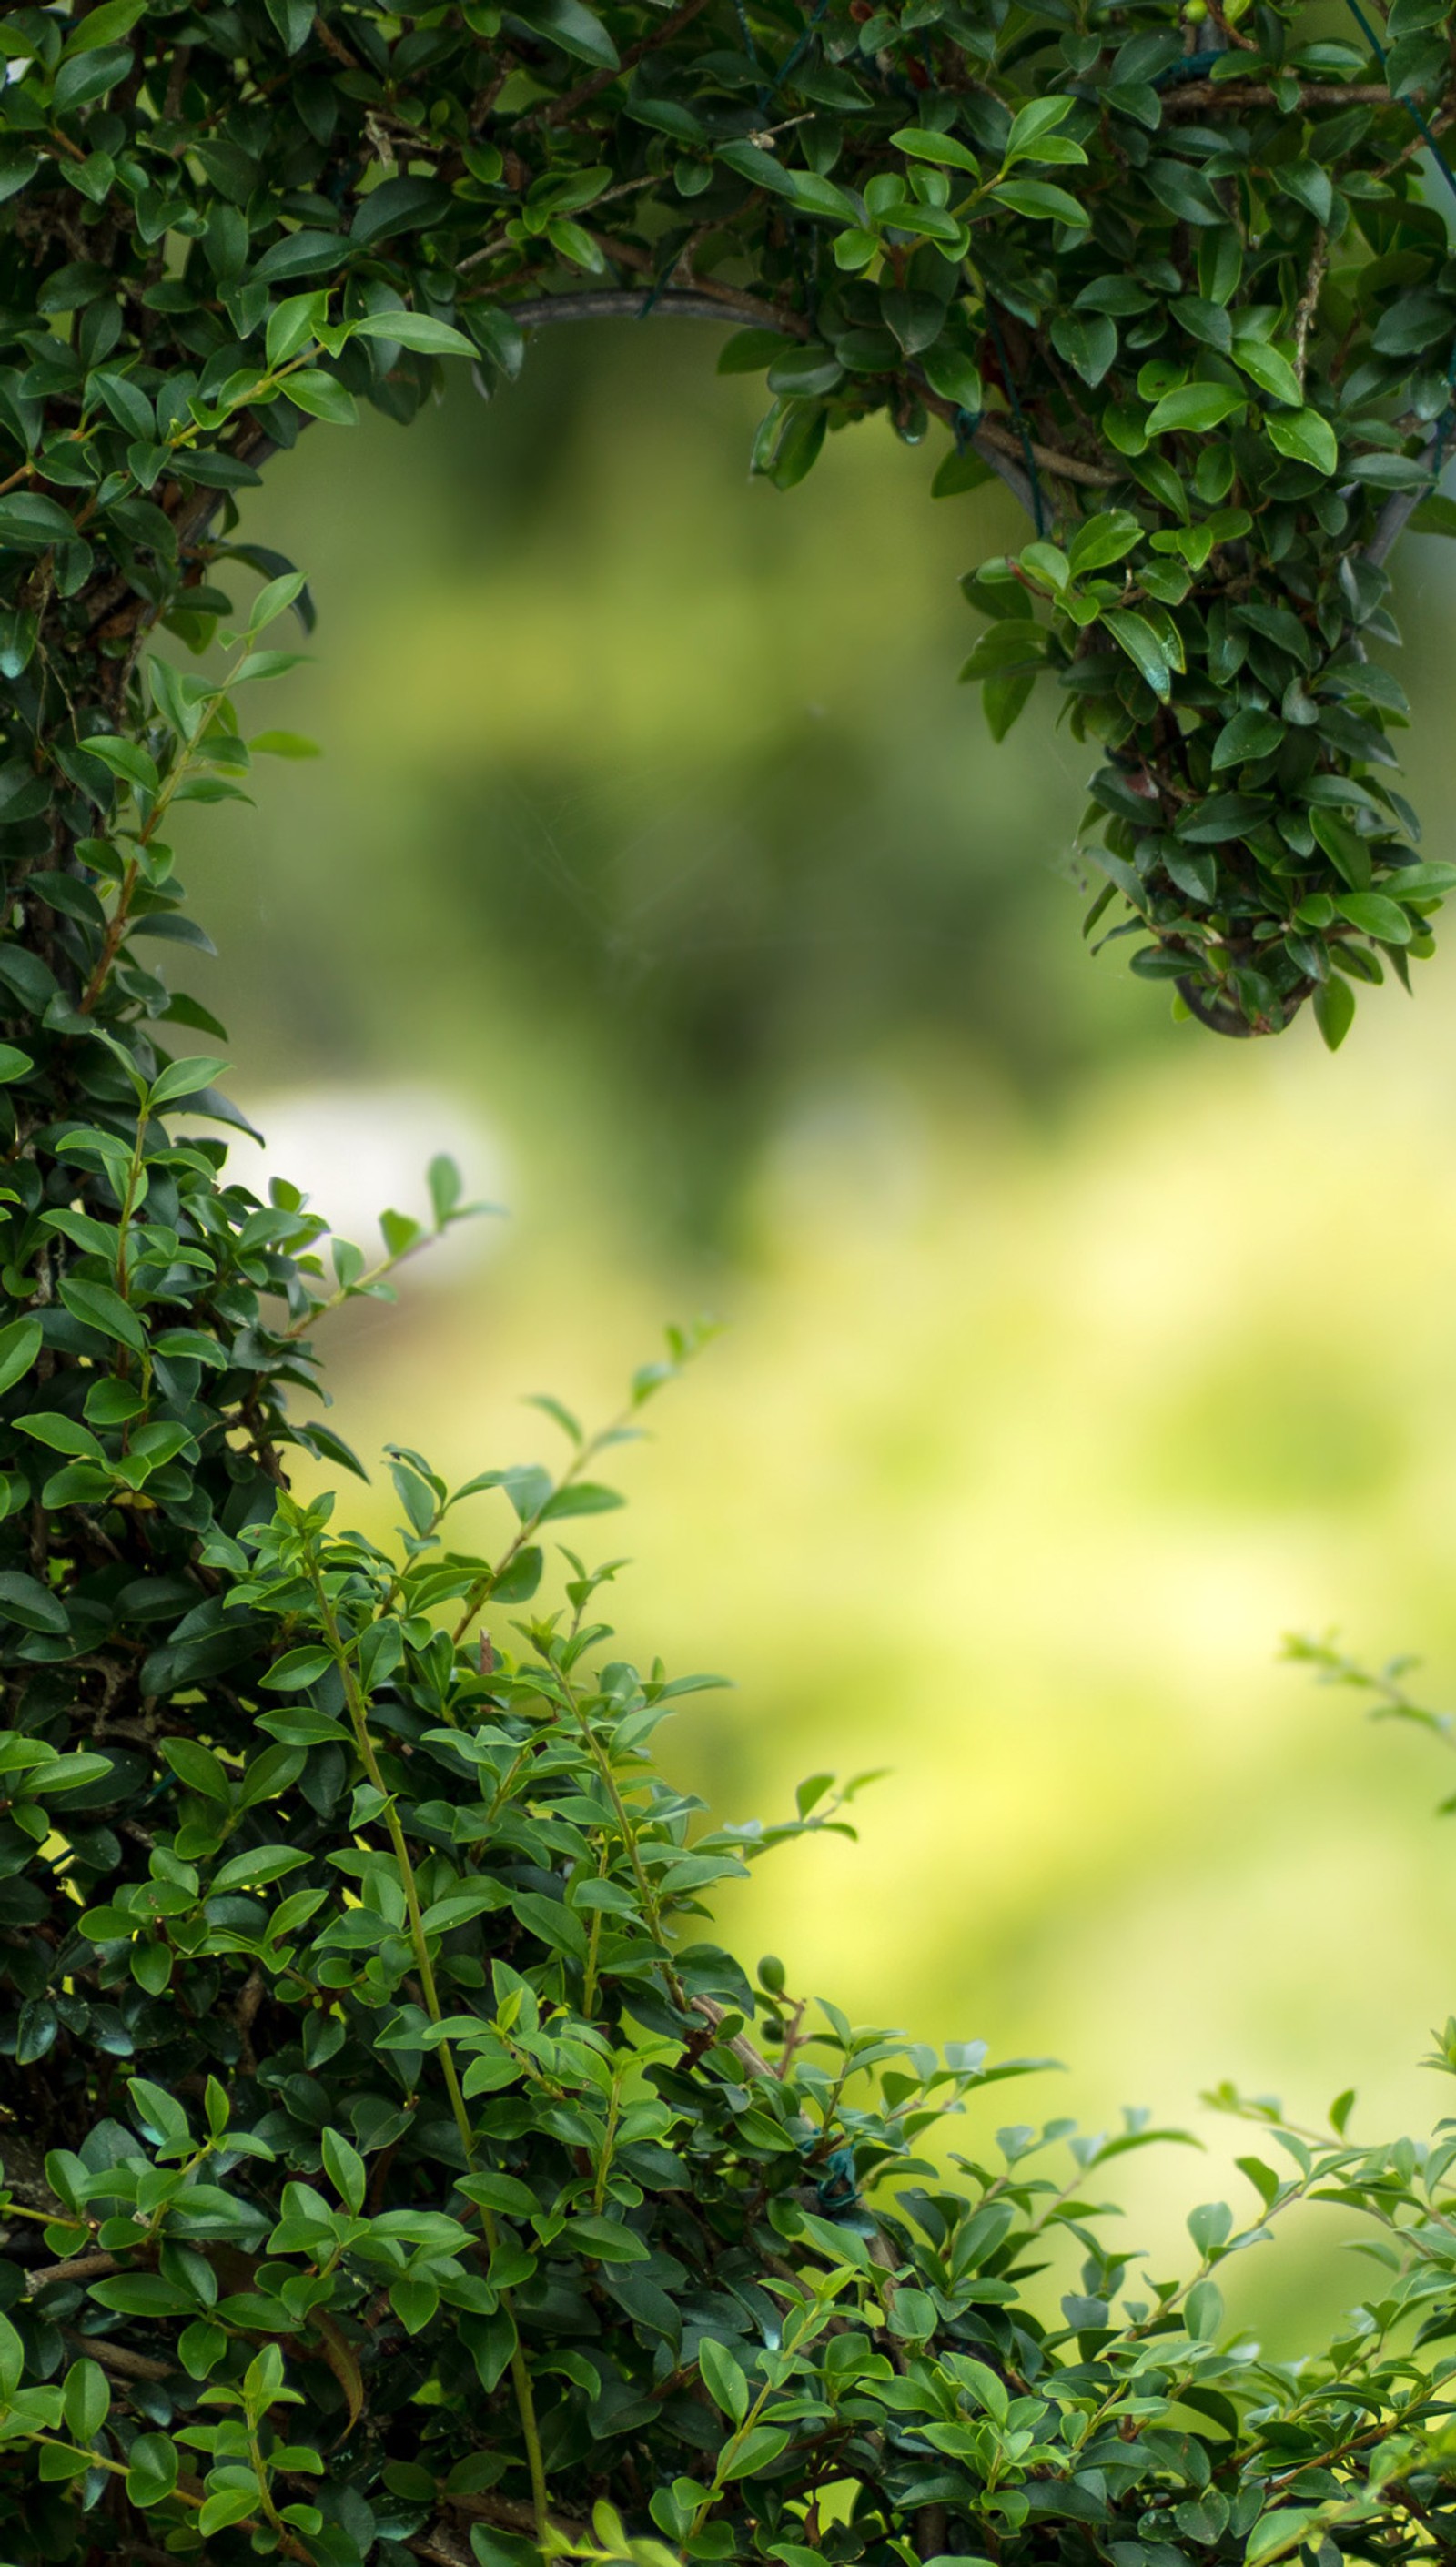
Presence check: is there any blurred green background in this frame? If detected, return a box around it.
[176,324,1456,2346]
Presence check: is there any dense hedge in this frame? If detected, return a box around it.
[2,0,1455,1036]
[2,6,1456,2567]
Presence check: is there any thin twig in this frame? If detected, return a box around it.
[1294,229,1329,392]
[1163,78,1391,109]
[25,2250,119,2290]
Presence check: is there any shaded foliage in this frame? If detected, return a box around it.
[1,10,1456,2567]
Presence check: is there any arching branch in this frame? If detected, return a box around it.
[492,288,1132,520]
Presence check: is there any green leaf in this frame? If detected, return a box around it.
[211,1844,310,1891]
[959,621,1047,682]
[720,2425,791,2480]
[699,2336,749,2424]
[283,369,359,428]
[1101,609,1171,701]
[66,0,148,48]
[511,0,620,66]
[990,180,1089,226]
[1231,338,1303,407]
[350,309,475,358]
[150,1054,229,1107]
[265,291,326,369]
[264,0,314,51]
[489,1544,543,1602]
[539,1480,624,1520]
[0,1570,68,1635]
[983,668,1037,741]
[1144,383,1245,438]
[0,494,78,551]
[1265,409,1339,476]
[1313,972,1355,1049]
[921,346,984,410]
[58,1277,147,1354]
[1067,511,1143,577]
[890,126,980,175]
[126,2433,179,2510]
[784,171,861,225]
[766,344,844,399]
[1004,96,1075,161]
[259,1645,336,1691]
[77,733,159,793]
[0,1561,75,1642]
[1049,310,1117,389]
[716,140,798,198]
[1384,863,1456,898]
[1210,709,1282,770]
[1245,2511,1325,2567]
[1337,892,1412,945]
[198,2490,260,2536]
[161,1737,232,1802]
[932,446,993,497]
[322,2126,367,2213]
[715,329,784,375]
[1185,2275,1223,2340]
[63,2358,110,2441]
[0,1316,42,1396]
[17,1413,104,1458]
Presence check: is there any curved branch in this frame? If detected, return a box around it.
[492,288,1125,519]
[492,286,791,332]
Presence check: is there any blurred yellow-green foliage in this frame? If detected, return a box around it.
[177,324,1456,2347]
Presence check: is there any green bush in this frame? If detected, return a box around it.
[3,5,1456,2566]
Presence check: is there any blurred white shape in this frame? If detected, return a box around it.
[231,1083,509,1284]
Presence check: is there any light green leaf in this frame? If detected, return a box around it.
[1101,608,1171,700]
[1144,383,1245,438]
[990,179,1089,226]
[1231,338,1303,407]
[1337,892,1412,945]
[890,126,980,175]
[350,309,476,358]
[1265,409,1339,476]
[1313,973,1355,1050]
[283,369,359,427]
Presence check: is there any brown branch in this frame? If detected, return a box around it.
[64,2330,176,2384]
[693,1992,776,2077]
[25,2250,119,2290]
[974,418,1119,491]
[487,284,810,336]
[1294,229,1329,392]
[1163,79,1390,109]
[412,2536,477,2567]
[473,288,1111,514]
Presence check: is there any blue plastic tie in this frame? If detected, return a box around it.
[733,0,773,113]
[1153,46,1232,86]
[637,259,675,319]
[986,306,1045,535]
[798,2138,875,2228]
[764,0,831,105]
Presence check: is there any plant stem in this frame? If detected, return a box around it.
[312,1570,551,2545]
